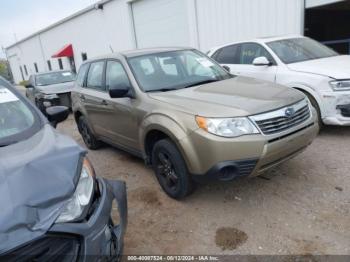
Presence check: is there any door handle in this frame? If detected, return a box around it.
[80,94,85,101]
[100,99,108,106]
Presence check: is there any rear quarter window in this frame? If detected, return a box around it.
[76,63,90,87]
[213,45,240,64]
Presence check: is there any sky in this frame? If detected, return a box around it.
[0,0,99,58]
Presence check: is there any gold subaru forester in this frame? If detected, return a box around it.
[72,48,319,199]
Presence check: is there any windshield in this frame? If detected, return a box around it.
[267,37,339,64]
[0,78,40,146]
[35,71,75,86]
[128,50,232,92]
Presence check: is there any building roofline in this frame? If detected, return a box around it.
[5,0,115,50]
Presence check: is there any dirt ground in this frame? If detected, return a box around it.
[55,114,350,256]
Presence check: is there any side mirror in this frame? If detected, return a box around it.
[46,106,69,128]
[253,56,272,66]
[222,65,231,73]
[109,83,131,98]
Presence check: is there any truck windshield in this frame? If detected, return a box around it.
[267,37,339,64]
[35,71,75,86]
[128,50,232,92]
[0,82,39,147]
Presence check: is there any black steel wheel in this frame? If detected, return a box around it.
[152,139,194,199]
[78,116,101,150]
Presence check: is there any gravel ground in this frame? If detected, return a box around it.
[55,114,350,256]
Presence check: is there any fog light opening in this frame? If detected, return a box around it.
[218,166,239,181]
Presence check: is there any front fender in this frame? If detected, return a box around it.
[140,113,187,148]
[286,82,325,117]
[139,113,199,171]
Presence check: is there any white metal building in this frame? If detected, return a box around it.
[5,0,349,83]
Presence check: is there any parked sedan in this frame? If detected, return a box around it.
[208,36,350,126]
[0,77,127,261]
[71,48,318,199]
[25,70,76,112]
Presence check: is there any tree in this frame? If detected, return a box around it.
[0,60,10,80]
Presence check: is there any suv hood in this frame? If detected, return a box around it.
[148,77,304,117]
[287,55,350,79]
[0,125,85,254]
[36,81,75,95]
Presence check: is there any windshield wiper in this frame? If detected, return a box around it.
[184,79,220,88]
[146,88,178,93]
[0,142,12,147]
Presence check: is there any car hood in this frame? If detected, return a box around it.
[36,81,75,95]
[0,125,85,254]
[287,55,350,79]
[148,77,304,117]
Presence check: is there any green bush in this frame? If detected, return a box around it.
[19,80,29,86]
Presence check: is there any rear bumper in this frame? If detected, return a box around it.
[49,178,127,261]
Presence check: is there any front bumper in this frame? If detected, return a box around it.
[1,178,127,261]
[319,90,350,126]
[36,92,72,112]
[183,112,319,182]
[49,178,127,261]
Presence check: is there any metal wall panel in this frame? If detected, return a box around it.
[6,0,136,83]
[195,0,305,52]
[131,0,190,48]
[6,0,307,83]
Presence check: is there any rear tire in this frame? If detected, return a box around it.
[78,116,101,150]
[151,139,194,199]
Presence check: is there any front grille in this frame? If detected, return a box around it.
[217,159,258,181]
[250,99,311,135]
[1,234,80,262]
[337,104,350,117]
[237,159,258,176]
[58,93,72,108]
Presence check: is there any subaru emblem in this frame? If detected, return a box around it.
[285,107,295,118]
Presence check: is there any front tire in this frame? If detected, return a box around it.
[303,92,323,128]
[151,139,194,199]
[78,116,101,150]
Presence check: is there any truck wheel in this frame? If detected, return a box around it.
[152,139,194,199]
[78,116,101,150]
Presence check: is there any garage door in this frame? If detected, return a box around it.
[306,0,344,8]
[196,0,305,52]
[131,0,190,48]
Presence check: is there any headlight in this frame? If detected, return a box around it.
[196,116,259,137]
[43,94,59,100]
[56,158,95,223]
[330,80,350,91]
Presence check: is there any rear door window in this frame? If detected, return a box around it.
[213,44,240,64]
[239,43,275,65]
[86,61,105,90]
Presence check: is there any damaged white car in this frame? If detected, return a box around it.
[208,36,350,126]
